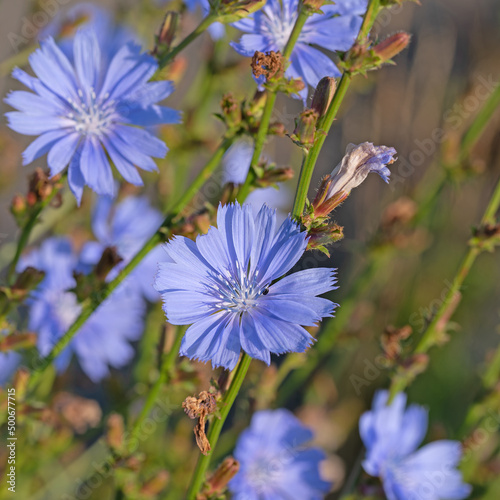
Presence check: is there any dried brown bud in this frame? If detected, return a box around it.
[381,325,412,361]
[106,413,125,451]
[53,392,102,434]
[183,391,217,455]
[373,32,411,63]
[311,77,337,118]
[251,51,284,80]
[140,470,169,497]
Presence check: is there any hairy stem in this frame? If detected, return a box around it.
[185,353,252,500]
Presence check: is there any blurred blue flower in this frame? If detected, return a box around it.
[229,409,331,499]
[80,194,164,302]
[360,390,472,500]
[19,238,146,382]
[5,29,181,204]
[154,202,338,370]
[221,138,292,223]
[222,138,255,186]
[39,2,137,61]
[231,0,367,99]
[0,352,21,386]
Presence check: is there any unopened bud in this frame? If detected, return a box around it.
[155,12,179,53]
[11,194,27,219]
[373,32,411,63]
[259,166,294,186]
[204,457,240,496]
[306,223,344,256]
[12,266,45,297]
[220,93,242,130]
[107,413,125,451]
[292,108,319,149]
[303,0,326,12]
[243,90,266,125]
[95,246,123,281]
[311,77,336,117]
[268,121,286,136]
[218,0,266,23]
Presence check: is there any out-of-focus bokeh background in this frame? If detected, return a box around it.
[1,0,500,498]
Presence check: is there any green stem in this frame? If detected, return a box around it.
[236,6,312,203]
[26,138,234,393]
[277,250,389,405]
[460,83,500,162]
[291,73,352,218]
[6,178,64,286]
[128,327,185,449]
[389,175,500,400]
[185,353,252,500]
[158,15,217,69]
[291,0,381,218]
[236,92,278,202]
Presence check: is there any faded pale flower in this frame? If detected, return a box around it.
[313,142,396,217]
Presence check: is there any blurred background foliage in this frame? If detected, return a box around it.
[0,0,500,499]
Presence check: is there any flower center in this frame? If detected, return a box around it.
[66,88,117,136]
[212,262,267,314]
[246,456,282,491]
[265,7,297,51]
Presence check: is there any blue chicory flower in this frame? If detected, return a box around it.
[229,409,331,499]
[154,202,338,370]
[39,2,137,61]
[79,194,164,302]
[360,390,472,500]
[19,237,146,382]
[4,29,181,204]
[231,0,367,99]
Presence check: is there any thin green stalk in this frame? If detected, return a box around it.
[6,177,65,286]
[389,176,500,399]
[237,92,278,201]
[158,15,217,69]
[277,251,390,405]
[460,83,500,161]
[291,0,381,218]
[128,327,185,448]
[291,73,352,217]
[26,138,235,393]
[236,6,312,202]
[185,353,252,500]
